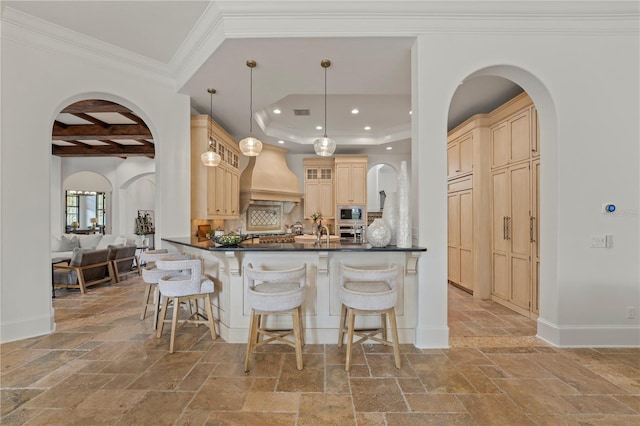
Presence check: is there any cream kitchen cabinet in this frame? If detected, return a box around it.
[190,115,240,220]
[491,162,532,314]
[490,96,532,169]
[304,158,334,219]
[334,155,367,205]
[447,177,474,293]
[447,131,474,179]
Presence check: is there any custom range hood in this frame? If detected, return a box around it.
[239,144,302,212]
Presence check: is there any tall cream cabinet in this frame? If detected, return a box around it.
[190,115,241,220]
[304,158,334,219]
[489,93,540,318]
[447,116,491,297]
[335,155,367,205]
[447,92,540,317]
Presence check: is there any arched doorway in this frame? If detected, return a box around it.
[445,68,554,345]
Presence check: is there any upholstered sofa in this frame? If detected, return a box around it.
[51,234,138,260]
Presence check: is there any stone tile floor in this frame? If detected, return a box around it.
[1,278,638,425]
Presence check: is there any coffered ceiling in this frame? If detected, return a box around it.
[3,1,523,158]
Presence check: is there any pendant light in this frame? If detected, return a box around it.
[200,88,222,167]
[238,60,263,156]
[313,59,336,157]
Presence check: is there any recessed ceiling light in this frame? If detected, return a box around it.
[364,126,371,130]
[351,108,359,114]
[273,108,281,114]
[409,110,412,115]
[278,140,285,144]
[386,146,393,150]
[316,125,323,130]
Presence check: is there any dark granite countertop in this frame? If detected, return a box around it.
[162,236,426,252]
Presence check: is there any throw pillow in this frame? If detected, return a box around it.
[78,234,103,249]
[59,235,79,251]
[114,236,128,246]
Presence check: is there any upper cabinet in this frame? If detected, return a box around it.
[335,155,367,205]
[304,158,334,219]
[190,115,241,220]
[490,95,533,169]
[447,130,474,179]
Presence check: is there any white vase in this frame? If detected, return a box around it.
[382,192,398,246]
[367,218,391,248]
[397,161,412,248]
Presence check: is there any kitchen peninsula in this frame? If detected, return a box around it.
[162,236,426,344]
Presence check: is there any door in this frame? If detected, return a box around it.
[531,159,540,314]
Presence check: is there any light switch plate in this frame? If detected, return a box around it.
[591,235,607,248]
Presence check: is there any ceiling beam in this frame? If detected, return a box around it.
[52,123,152,140]
[61,99,133,114]
[71,113,110,128]
[52,144,155,157]
[136,139,155,147]
[54,120,68,129]
[121,112,145,125]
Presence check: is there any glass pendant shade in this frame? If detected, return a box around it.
[313,136,336,156]
[201,140,222,166]
[239,136,263,156]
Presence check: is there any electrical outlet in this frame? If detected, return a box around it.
[627,306,636,319]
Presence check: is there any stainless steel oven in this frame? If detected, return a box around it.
[338,224,366,243]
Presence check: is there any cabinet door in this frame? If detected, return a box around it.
[459,189,473,291]
[491,169,509,300]
[305,182,321,218]
[531,159,540,314]
[447,193,460,283]
[213,166,225,216]
[206,166,219,217]
[229,171,239,217]
[350,163,367,204]
[459,135,473,175]
[491,121,509,168]
[335,164,351,204]
[510,110,531,163]
[532,106,540,158]
[319,181,334,219]
[509,163,531,310]
[447,143,460,178]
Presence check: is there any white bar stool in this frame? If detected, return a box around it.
[155,258,217,353]
[139,251,189,330]
[337,263,401,371]
[244,263,307,372]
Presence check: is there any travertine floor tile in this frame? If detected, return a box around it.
[2,280,638,425]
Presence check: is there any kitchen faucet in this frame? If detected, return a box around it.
[317,224,330,245]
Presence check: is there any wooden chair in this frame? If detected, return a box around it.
[108,244,140,283]
[53,248,113,294]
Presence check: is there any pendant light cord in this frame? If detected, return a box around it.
[323,65,328,138]
[249,66,254,135]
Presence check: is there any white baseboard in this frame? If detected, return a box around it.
[0,313,55,344]
[537,318,640,347]
[414,326,449,349]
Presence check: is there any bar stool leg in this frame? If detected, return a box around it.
[169,296,180,353]
[141,283,153,320]
[205,293,217,340]
[156,295,169,338]
[345,308,356,372]
[338,304,347,347]
[388,307,401,369]
[244,310,258,372]
[293,307,303,370]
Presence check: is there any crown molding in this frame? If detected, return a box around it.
[1,7,175,88]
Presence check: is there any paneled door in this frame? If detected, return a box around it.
[491,163,531,312]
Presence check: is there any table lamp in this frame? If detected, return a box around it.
[90,217,98,230]
[71,221,79,229]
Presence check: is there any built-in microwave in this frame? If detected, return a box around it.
[337,206,365,223]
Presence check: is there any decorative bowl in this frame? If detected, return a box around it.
[212,234,245,247]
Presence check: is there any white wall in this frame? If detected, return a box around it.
[2,2,638,347]
[0,34,190,342]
